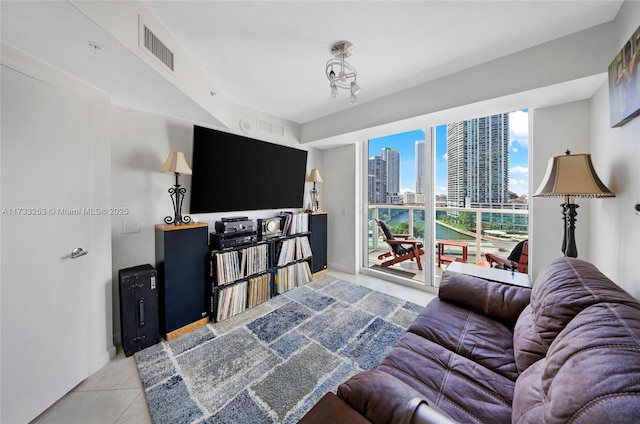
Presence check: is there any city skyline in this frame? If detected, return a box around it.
[368,109,529,197]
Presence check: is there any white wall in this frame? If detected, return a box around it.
[528,0,640,295]
[587,1,640,299]
[110,106,319,341]
[322,144,360,274]
[589,83,640,299]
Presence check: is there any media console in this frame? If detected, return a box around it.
[209,231,313,322]
[153,212,328,335]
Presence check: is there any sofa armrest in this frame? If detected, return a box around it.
[298,392,371,424]
[400,398,458,424]
[338,370,456,424]
[439,270,531,323]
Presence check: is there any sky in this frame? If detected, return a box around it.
[368,109,530,197]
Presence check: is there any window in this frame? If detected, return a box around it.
[365,110,529,288]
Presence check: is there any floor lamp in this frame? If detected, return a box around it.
[533,150,615,257]
[160,151,192,225]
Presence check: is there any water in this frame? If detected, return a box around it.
[386,210,475,241]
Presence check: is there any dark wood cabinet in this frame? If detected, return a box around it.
[308,212,328,275]
[155,222,209,339]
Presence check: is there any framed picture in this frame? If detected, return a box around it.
[608,25,640,128]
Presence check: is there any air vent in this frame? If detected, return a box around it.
[258,120,284,136]
[142,25,174,71]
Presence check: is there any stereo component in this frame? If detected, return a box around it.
[221,216,248,222]
[210,231,258,250]
[258,218,282,239]
[215,219,254,234]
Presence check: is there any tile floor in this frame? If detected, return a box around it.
[30,271,436,424]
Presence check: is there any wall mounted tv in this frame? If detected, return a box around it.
[189,125,308,213]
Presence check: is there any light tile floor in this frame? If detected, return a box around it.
[30,272,436,424]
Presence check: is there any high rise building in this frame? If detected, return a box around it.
[381,148,400,203]
[368,156,387,203]
[415,141,425,194]
[447,114,510,207]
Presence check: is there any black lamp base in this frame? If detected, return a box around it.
[561,202,578,258]
[164,173,191,225]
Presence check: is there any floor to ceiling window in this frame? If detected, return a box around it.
[365,110,529,289]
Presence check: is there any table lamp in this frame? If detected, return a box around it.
[160,151,192,225]
[306,169,323,212]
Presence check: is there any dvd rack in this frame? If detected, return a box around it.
[209,230,313,322]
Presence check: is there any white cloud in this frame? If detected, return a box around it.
[509,110,529,149]
[442,153,448,160]
[513,147,518,153]
[437,186,448,195]
[509,178,529,196]
[510,166,529,175]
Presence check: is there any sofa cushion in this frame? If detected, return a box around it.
[512,358,546,424]
[376,331,515,423]
[513,304,547,373]
[409,299,519,381]
[439,270,531,325]
[513,302,640,423]
[529,257,640,350]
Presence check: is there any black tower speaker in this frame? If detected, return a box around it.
[309,213,328,274]
[119,264,160,356]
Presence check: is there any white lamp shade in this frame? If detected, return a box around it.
[160,151,192,175]
[306,168,323,183]
[533,152,614,198]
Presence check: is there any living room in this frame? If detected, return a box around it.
[2,1,639,423]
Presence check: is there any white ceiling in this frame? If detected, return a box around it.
[0,1,624,129]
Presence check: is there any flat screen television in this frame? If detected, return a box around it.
[189,125,308,213]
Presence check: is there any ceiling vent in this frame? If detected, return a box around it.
[258,120,284,137]
[140,20,174,72]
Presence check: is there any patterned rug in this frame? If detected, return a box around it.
[134,275,425,424]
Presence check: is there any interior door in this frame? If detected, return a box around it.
[1,65,94,423]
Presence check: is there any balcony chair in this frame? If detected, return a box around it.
[484,239,529,273]
[375,219,425,271]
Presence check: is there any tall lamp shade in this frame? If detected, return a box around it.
[533,150,615,257]
[160,151,192,225]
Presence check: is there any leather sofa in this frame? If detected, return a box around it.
[334,257,640,423]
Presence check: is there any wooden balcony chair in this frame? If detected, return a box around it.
[484,239,529,273]
[375,219,425,271]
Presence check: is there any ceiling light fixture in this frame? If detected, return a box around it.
[87,41,104,54]
[326,41,360,104]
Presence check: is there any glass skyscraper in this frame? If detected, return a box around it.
[381,148,400,203]
[368,155,387,204]
[447,114,510,207]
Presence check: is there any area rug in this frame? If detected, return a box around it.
[134,275,425,424]
[370,264,417,279]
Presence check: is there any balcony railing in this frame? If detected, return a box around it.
[369,203,529,266]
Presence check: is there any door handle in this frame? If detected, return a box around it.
[71,247,88,259]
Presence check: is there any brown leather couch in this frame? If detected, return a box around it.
[334,257,640,423]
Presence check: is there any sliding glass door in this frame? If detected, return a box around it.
[366,129,433,288]
[364,109,530,290]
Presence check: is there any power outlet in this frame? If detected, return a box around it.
[122,221,140,234]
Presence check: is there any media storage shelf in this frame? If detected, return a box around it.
[209,232,313,322]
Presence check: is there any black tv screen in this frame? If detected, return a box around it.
[189,125,308,213]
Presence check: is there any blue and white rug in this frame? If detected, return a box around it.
[134,275,425,424]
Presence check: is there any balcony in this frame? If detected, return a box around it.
[368,203,528,285]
